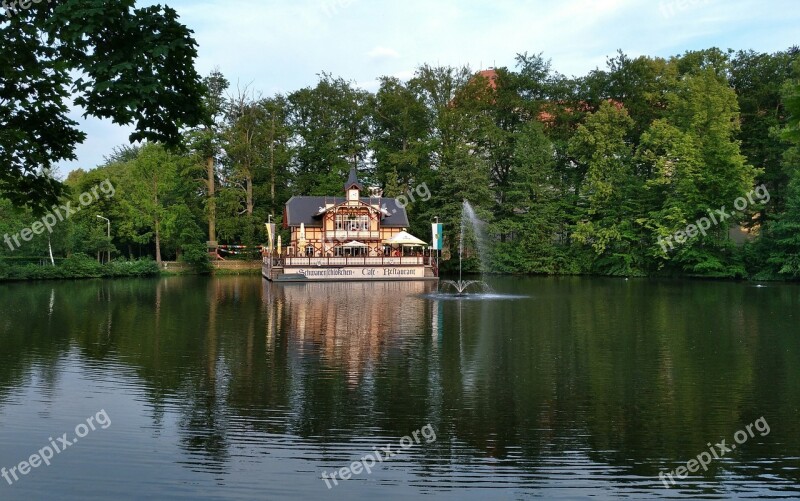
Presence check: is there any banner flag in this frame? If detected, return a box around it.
[431,223,443,250]
[266,223,276,253]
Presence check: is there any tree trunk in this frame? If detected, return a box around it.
[270,115,275,213]
[47,236,55,266]
[154,179,161,265]
[155,218,162,265]
[207,156,216,243]
[246,174,254,216]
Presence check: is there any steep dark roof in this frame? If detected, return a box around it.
[344,166,363,191]
[284,197,410,228]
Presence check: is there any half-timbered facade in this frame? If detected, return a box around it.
[282,168,409,257]
[263,168,438,281]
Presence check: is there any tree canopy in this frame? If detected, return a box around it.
[2,40,799,280]
[0,0,204,209]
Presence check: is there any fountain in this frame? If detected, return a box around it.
[425,200,526,302]
[439,200,493,296]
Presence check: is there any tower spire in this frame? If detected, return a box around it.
[344,166,363,192]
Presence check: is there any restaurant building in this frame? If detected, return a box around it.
[263,168,438,282]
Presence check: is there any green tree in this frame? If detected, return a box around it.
[372,77,431,193]
[288,74,374,195]
[754,70,800,278]
[492,122,564,273]
[0,0,204,208]
[730,48,799,215]
[116,144,191,264]
[259,96,292,217]
[186,69,230,245]
[639,68,757,277]
[569,101,641,275]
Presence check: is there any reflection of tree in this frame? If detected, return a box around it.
[427,278,800,490]
[0,277,798,490]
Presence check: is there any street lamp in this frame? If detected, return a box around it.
[96,215,110,263]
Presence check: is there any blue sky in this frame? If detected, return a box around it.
[58,0,800,175]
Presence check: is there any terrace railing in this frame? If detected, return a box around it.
[264,256,430,267]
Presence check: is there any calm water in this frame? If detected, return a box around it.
[0,276,798,500]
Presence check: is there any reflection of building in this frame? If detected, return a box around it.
[269,281,436,382]
[263,168,438,281]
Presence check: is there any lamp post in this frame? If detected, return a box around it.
[96,215,110,263]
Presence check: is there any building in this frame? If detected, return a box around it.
[263,168,438,282]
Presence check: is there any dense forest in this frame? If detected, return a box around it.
[3,46,800,279]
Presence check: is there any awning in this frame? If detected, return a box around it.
[341,240,368,248]
[383,231,427,246]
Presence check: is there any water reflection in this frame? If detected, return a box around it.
[0,277,798,499]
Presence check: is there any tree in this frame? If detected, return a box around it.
[372,77,431,193]
[754,68,800,279]
[288,74,374,195]
[259,96,292,217]
[186,69,229,245]
[116,144,189,265]
[569,101,641,275]
[730,48,799,215]
[407,65,483,261]
[0,0,204,209]
[492,121,564,273]
[638,68,757,277]
[223,87,268,218]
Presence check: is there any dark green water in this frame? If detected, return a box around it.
[0,276,798,499]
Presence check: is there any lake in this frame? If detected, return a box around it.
[0,276,798,499]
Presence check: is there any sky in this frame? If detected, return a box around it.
[56,0,800,175]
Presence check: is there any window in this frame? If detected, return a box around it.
[335,214,369,232]
[335,215,346,231]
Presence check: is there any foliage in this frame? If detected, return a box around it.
[0,0,204,209]
[2,42,798,280]
[0,255,158,281]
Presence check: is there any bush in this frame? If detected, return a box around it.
[60,254,104,278]
[0,255,160,281]
[179,243,212,273]
[106,258,160,277]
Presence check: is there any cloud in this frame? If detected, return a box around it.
[367,46,401,60]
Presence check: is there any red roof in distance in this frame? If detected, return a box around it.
[476,68,499,90]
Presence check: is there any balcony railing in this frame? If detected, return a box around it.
[265,256,430,267]
[327,230,381,240]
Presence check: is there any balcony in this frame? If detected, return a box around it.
[267,256,430,267]
[326,230,381,240]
